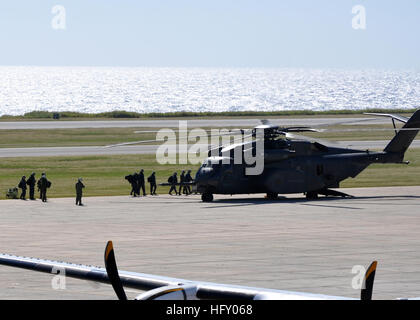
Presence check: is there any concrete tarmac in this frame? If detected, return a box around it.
[1,186,420,300]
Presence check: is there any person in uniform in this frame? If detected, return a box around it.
[138,169,146,196]
[132,172,140,197]
[124,174,133,196]
[75,178,85,206]
[184,170,193,195]
[26,172,36,200]
[125,173,138,197]
[147,171,157,195]
[179,170,186,195]
[18,176,27,200]
[38,172,51,202]
[168,172,178,195]
[37,179,42,199]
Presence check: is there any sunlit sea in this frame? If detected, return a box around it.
[0,67,418,116]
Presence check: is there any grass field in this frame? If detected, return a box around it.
[1,149,419,200]
[0,154,199,199]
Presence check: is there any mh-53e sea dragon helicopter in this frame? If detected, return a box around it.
[194,110,420,202]
[108,110,420,202]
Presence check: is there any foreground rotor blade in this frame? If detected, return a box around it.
[361,261,377,301]
[104,241,127,300]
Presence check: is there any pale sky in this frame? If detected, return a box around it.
[0,0,418,68]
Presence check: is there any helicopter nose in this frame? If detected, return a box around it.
[195,168,212,182]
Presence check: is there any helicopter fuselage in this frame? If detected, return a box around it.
[195,139,402,201]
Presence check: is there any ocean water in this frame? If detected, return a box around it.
[0,67,418,116]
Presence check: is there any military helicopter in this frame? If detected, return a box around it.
[194,109,420,202]
[108,110,420,202]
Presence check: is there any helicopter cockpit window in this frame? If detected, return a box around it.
[202,157,232,168]
[201,160,210,168]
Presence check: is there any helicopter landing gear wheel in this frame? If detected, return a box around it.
[266,192,278,200]
[305,191,318,200]
[201,193,214,202]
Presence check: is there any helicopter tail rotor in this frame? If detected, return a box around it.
[382,109,420,154]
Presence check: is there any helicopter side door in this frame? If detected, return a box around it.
[220,163,249,194]
[283,158,309,193]
[263,158,309,194]
[304,158,329,191]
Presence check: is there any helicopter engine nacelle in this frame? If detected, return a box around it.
[135,284,198,300]
[263,149,295,163]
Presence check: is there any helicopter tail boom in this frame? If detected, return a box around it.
[383,109,420,155]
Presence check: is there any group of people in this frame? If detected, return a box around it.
[15,169,196,203]
[125,169,194,196]
[168,170,194,196]
[17,173,85,205]
[125,169,157,197]
[17,172,51,202]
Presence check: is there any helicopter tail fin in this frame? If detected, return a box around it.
[383,109,420,154]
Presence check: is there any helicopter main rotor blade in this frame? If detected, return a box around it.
[281,127,321,133]
[104,136,180,148]
[308,117,385,129]
[108,130,244,147]
[317,127,420,133]
[108,130,253,148]
[364,112,408,123]
[133,130,177,133]
[208,134,255,154]
[133,128,251,135]
[285,132,340,146]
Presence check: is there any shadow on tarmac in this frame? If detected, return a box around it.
[201,194,420,209]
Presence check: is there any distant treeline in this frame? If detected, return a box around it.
[1,109,417,119]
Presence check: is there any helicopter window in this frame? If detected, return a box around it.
[212,163,221,169]
[202,159,215,167]
[313,142,329,152]
[201,161,221,169]
[202,157,232,168]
